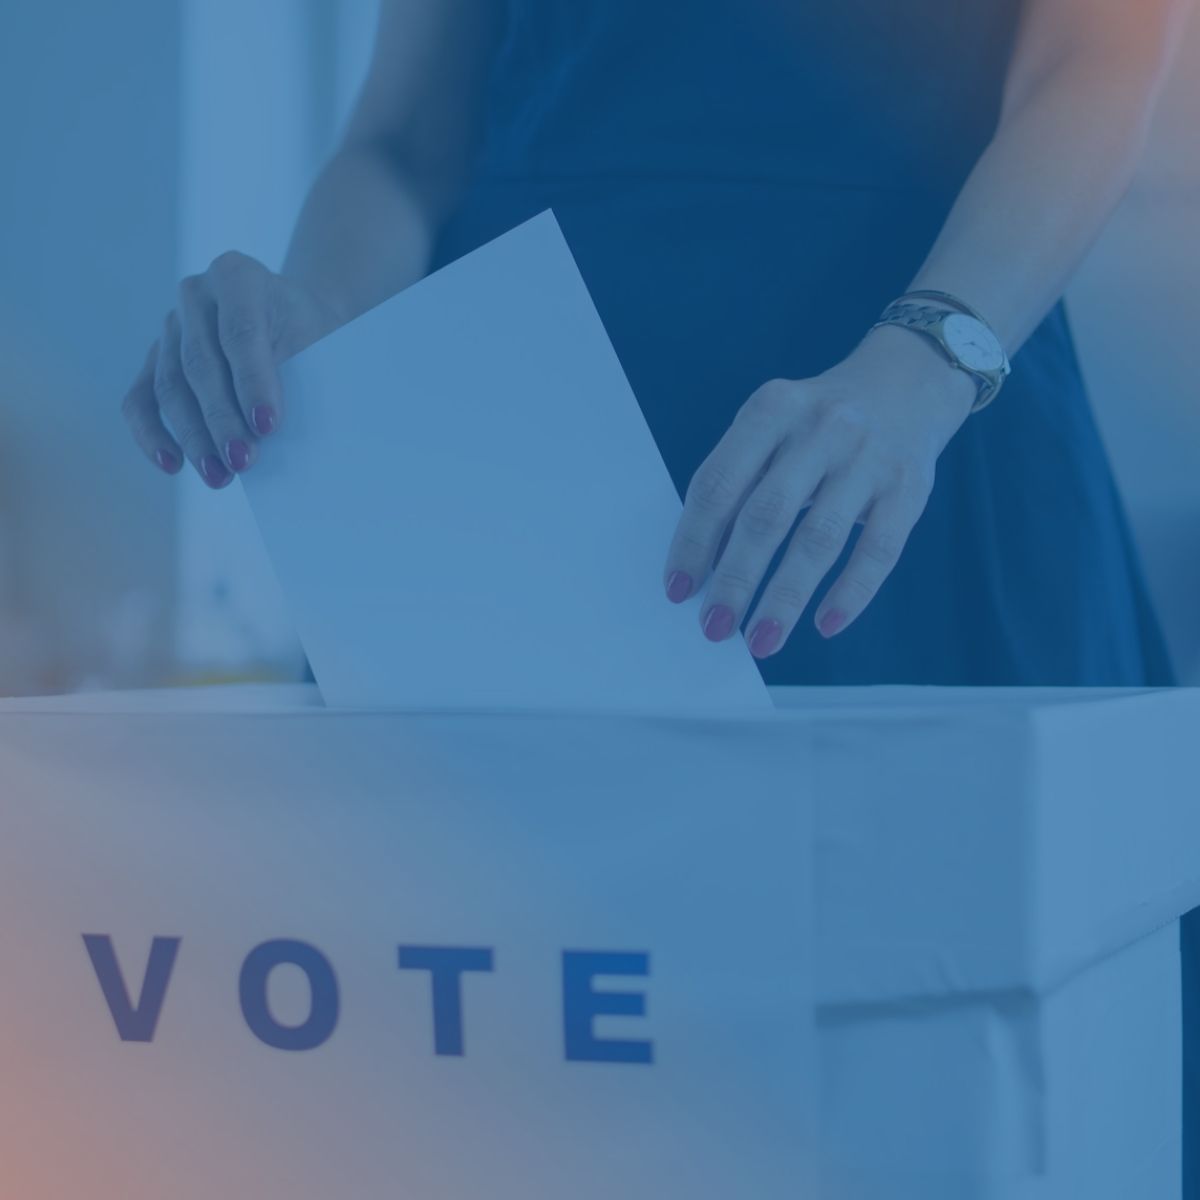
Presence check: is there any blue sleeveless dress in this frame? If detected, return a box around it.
[430,0,1190,1181]
[434,1,1174,689]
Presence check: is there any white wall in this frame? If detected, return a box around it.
[0,0,182,693]
[173,0,379,681]
[172,0,312,680]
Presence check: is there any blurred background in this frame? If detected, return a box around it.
[0,0,1196,696]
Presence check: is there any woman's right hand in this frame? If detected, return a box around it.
[121,252,343,487]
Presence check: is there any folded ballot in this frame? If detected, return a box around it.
[243,212,769,713]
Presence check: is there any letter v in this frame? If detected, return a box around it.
[82,935,181,1043]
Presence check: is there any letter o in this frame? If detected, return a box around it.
[238,939,339,1051]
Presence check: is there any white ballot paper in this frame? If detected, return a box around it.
[244,211,771,713]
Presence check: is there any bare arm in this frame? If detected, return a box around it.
[282,0,505,325]
[124,0,502,484]
[911,0,1192,350]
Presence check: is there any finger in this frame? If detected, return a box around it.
[122,340,183,475]
[709,458,772,566]
[209,250,283,437]
[812,478,930,639]
[743,472,873,658]
[155,311,232,489]
[177,273,257,474]
[698,440,828,642]
[663,381,796,605]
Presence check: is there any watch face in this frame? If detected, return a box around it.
[942,313,1006,373]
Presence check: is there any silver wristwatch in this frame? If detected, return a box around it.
[873,290,1011,413]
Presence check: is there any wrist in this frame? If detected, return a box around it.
[850,323,978,417]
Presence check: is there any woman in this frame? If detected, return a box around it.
[121,0,1192,1180]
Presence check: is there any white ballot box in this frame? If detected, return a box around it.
[792,686,1200,1198]
[1,685,1197,1199]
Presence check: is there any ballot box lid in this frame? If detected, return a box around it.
[785,685,1200,1006]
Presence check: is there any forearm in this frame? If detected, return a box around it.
[909,42,1175,353]
[281,141,444,328]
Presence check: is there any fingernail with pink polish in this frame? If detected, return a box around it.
[225,439,251,473]
[749,619,783,659]
[702,604,736,642]
[200,454,231,488]
[252,404,277,436]
[818,609,848,638]
[155,449,181,475]
[666,570,693,604]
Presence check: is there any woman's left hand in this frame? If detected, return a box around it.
[662,325,979,658]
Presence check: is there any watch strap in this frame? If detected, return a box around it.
[901,289,990,323]
[872,293,1010,414]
